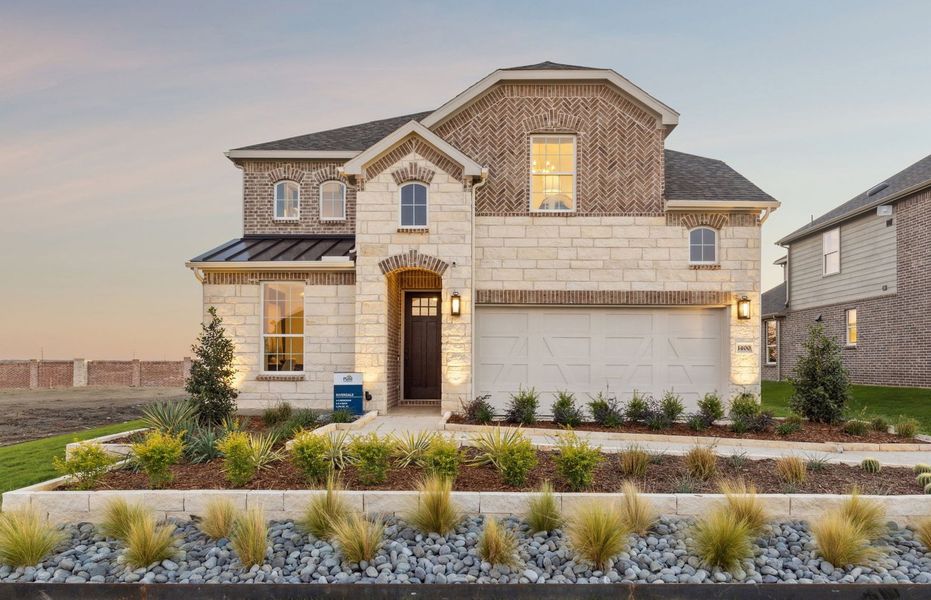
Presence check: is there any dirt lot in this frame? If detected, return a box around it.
[0,387,186,446]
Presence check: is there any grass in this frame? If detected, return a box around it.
[525,481,562,533]
[477,517,519,566]
[331,513,384,564]
[299,475,349,540]
[230,508,268,568]
[691,507,753,571]
[0,419,145,497]
[100,498,148,541]
[199,498,240,540]
[762,380,931,433]
[617,481,656,535]
[684,445,717,480]
[406,475,462,535]
[124,515,178,568]
[838,488,886,541]
[775,456,807,484]
[566,500,631,570]
[0,509,64,567]
[812,510,877,567]
[719,478,768,535]
[914,518,931,551]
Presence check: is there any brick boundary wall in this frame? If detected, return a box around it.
[36,361,73,388]
[0,359,191,389]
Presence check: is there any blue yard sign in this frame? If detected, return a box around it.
[333,372,364,415]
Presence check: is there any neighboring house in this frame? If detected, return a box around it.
[762,153,931,387]
[187,62,778,414]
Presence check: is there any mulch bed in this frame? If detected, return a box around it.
[446,415,925,444]
[85,448,921,496]
[104,417,281,444]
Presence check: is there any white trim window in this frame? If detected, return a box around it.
[530,135,576,212]
[765,319,778,365]
[845,308,858,346]
[400,182,428,228]
[688,227,718,264]
[274,181,300,220]
[319,181,346,221]
[823,227,840,275]
[262,282,304,372]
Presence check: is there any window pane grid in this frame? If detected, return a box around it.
[531,135,575,212]
[689,228,717,264]
[275,181,300,219]
[846,309,858,346]
[823,228,840,275]
[400,183,428,227]
[263,283,304,372]
[320,182,346,220]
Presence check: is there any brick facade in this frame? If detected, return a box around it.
[87,361,136,386]
[0,361,32,388]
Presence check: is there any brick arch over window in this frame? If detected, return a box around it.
[306,164,347,186]
[264,165,306,184]
[677,213,729,230]
[521,110,583,133]
[392,162,435,185]
[378,250,449,276]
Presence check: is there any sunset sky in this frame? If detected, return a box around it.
[2,0,930,359]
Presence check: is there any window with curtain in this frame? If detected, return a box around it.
[319,181,346,220]
[274,181,300,220]
[530,135,576,211]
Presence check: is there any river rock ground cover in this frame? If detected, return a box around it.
[2,515,930,585]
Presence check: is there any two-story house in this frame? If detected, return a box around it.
[762,153,931,386]
[187,62,779,414]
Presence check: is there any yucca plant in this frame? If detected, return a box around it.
[299,475,350,540]
[100,498,148,541]
[812,510,877,566]
[331,514,384,564]
[123,515,178,568]
[230,508,268,568]
[718,478,768,535]
[141,400,197,436]
[618,445,650,478]
[838,488,886,541]
[566,500,631,570]
[184,424,222,464]
[860,458,881,474]
[914,518,931,552]
[618,481,656,535]
[775,456,807,484]
[0,509,64,567]
[691,506,753,571]
[407,475,462,535]
[470,427,536,486]
[392,431,438,468]
[324,430,352,472]
[525,480,562,533]
[478,517,519,566]
[684,445,717,480]
[199,498,240,539]
[469,427,528,468]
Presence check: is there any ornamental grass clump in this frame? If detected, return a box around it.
[331,513,384,564]
[348,433,394,485]
[691,507,753,571]
[718,478,768,535]
[895,416,919,438]
[553,431,602,491]
[618,481,656,535]
[812,510,877,567]
[838,488,886,541]
[524,481,562,533]
[776,456,807,485]
[199,498,240,540]
[407,475,461,535]
[123,514,178,569]
[53,442,115,490]
[131,430,184,488]
[914,518,931,552]
[566,500,631,570]
[290,430,331,484]
[618,445,650,478]
[100,498,148,541]
[0,509,64,568]
[300,475,349,540]
[230,508,268,568]
[684,445,717,480]
[478,517,518,567]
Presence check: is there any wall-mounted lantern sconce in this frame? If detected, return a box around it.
[736,295,751,320]
[450,291,462,316]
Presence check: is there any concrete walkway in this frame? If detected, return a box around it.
[355,411,931,468]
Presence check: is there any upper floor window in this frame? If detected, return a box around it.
[845,308,858,346]
[262,282,304,372]
[823,227,840,275]
[319,181,346,221]
[689,227,717,264]
[530,135,575,212]
[400,182,428,228]
[765,320,778,365]
[274,181,300,220]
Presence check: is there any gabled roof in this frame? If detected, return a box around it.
[503,61,600,71]
[779,153,931,245]
[663,150,775,203]
[189,235,355,265]
[762,282,788,317]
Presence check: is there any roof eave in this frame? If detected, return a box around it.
[225,150,361,161]
[664,199,780,211]
[341,121,483,177]
[186,260,355,271]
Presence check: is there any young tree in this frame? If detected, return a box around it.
[186,306,238,425]
[789,323,850,423]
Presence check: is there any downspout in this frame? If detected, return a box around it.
[469,168,489,404]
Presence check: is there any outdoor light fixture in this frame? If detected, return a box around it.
[737,296,751,320]
[450,291,461,316]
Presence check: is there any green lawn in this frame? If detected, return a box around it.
[762,380,931,433]
[0,420,144,497]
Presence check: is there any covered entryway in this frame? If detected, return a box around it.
[475,306,728,413]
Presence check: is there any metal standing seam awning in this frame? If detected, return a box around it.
[189,235,355,264]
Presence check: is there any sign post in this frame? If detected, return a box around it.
[333,372,364,415]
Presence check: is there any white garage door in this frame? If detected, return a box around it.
[475,306,728,414]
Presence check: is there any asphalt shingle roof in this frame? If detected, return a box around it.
[191,235,355,263]
[234,112,433,152]
[503,61,599,70]
[762,282,788,317]
[781,153,931,243]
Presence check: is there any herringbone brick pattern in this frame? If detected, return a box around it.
[364,137,462,185]
[433,83,665,216]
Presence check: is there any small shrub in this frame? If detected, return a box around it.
[697,392,725,423]
[624,391,651,423]
[566,500,631,570]
[842,420,869,436]
[860,458,881,474]
[331,514,384,564]
[643,406,672,431]
[719,478,768,535]
[776,456,807,484]
[788,324,850,424]
[553,432,602,491]
[348,433,394,485]
[141,400,197,436]
[775,421,800,436]
[230,508,267,568]
[659,391,685,423]
[392,431,437,468]
[686,413,708,432]
[328,409,354,424]
[839,488,886,541]
[131,430,184,488]
[471,427,538,487]
[290,430,331,484]
[812,510,876,567]
[420,436,461,480]
[684,445,717,480]
[917,472,931,487]
[100,498,147,541]
[895,416,919,438]
[262,402,292,427]
[407,475,461,535]
[216,431,256,487]
[272,408,319,439]
[588,392,624,427]
[124,515,178,569]
[729,392,761,421]
[478,518,518,566]
[505,387,539,425]
[460,394,494,425]
[618,481,656,535]
[870,417,890,433]
[914,463,931,475]
[200,498,239,540]
[552,391,584,428]
[525,481,562,533]
[184,425,222,464]
[806,454,830,472]
[0,509,64,568]
[53,442,115,490]
[299,476,349,540]
[691,507,753,571]
[618,445,650,478]
[914,518,931,552]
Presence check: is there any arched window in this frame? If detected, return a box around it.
[274,181,300,220]
[400,182,428,228]
[689,227,717,264]
[319,181,346,221]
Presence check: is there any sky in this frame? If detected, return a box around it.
[1,0,930,359]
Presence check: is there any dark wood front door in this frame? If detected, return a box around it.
[404,292,441,400]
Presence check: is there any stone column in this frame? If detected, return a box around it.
[29,360,38,389]
[182,357,192,382]
[131,359,141,387]
[73,358,88,387]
